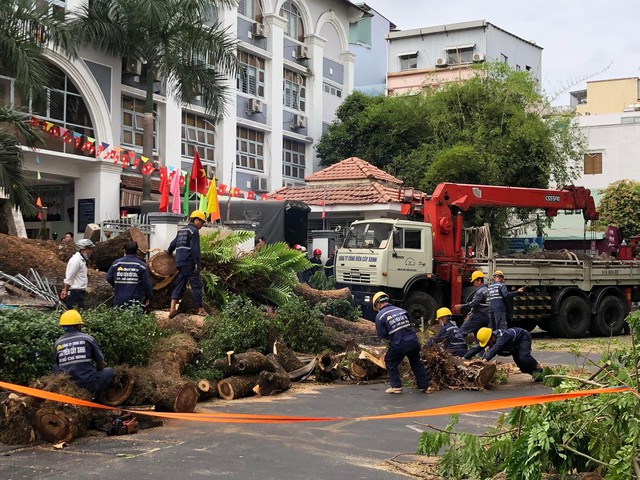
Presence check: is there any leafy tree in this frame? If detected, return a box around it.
[0,0,75,214]
[73,0,238,200]
[597,179,640,240]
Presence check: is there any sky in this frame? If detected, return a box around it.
[364,0,640,105]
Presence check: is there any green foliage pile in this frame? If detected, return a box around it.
[417,314,640,479]
[273,296,329,353]
[597,179,640,241]
[308,270,335,290]
[200,231,311,307]
[319,299,361,322]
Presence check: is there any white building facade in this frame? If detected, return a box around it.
[1,0,366,237]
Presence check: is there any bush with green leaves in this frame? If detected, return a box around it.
[319,299,361,322]
[0,308,59,385]
[308,270,335,291]
[273,296,329,353]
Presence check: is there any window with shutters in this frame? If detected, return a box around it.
[236,126,265,172]
[283,69,305,111]
[583,152,602,174]
[237,51,265,98]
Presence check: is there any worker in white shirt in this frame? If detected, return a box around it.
[60,239,95,309]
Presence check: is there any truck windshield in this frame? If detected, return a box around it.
[343,223,393,249]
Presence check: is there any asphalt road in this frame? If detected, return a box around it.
[0,351,591,479]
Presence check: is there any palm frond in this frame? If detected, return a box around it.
[261,281,295,307]
[0,106,43,148]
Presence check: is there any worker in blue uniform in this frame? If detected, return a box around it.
[426,307,468,357]
[53,310,114,393]
[168,210,206,318]
[487,270,525,330]
[464,327,544,381]
[455,271,491,336]
[106,240,153,307]
[373,291,430,394]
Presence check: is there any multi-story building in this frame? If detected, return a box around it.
[571,77,640,116]
[385,20,542,95]
[1,0,368,238]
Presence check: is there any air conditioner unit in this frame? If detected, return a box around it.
[291,114,306,129]
[252,22,266,39]
[251,176,269,192]
[247,98,263,114]
[472,53,486,63]
[125,58,142,76]
[435,58,447,68]
[296,45,310,60]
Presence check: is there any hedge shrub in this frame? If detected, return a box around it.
[273,296,329,353]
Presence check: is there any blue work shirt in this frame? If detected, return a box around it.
[168,223,201,268]
[375,304,420,353]
[483,327,530,361]
[488,282,520,313]
[53,331,105,387]
[106,254,153,306]
[462,284,491,319]
[426,320,467,356]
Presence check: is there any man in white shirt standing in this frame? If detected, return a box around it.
[60,239,95,309]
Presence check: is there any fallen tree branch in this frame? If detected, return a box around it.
[543,375,606,388]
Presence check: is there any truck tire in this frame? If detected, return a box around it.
[556,296,590,338]
[403,292,437,329]
[590,296,627,336]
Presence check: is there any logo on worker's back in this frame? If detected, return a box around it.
[544,195,561,202]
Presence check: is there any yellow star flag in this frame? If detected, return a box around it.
[206,178,221,222]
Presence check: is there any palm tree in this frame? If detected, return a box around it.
[0,0,76,214]
[74,0,239,200]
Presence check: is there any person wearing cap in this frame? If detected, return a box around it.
[488,270,525,330]
[167,210,207,318]
[464,327,544,381]
[54,310,115,393]
[107,241,154,307]
[426,307,467,357]
[372,291,430,394]
[455,270,491,337]
[60,238,96,309]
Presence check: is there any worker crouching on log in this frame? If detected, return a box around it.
[426,307,468,357]
[167,210,206,318]
[373,291,430,394]
[465,327,544,382]
[54,310,115,394]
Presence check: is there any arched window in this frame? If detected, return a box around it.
[279,1,304,41]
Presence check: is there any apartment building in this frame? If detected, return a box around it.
[1,0,367,237]
[385,20,542,95]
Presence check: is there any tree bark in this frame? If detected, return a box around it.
[421,345,497,391]
[321,314,376,337]
[100,367,135,407]
[126,367,199,412]
[349,358,383,381]
[267,331,305,372]
[34,404,93,444]
[197,379,219,401]
[217,375,260,400]
[0,394,37,445]
[154,311,206,339]
[213,351,274,376]
[148,334,198,377]
[91,230,135,272]
[294,283,351,304]
[252,353,291,396]
[324,326,354,351]
[154,382,199,413]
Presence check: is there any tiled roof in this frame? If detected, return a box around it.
[268,184,403,205]
[304,157,403,185]
[121,173,161,193]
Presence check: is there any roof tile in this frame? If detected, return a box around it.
[305,157,403,185]
[268,184,402,205]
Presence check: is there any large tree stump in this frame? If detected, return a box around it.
[217,375,260,400]
[100,367,135,407]
[0,394,37,445]
[213,351,274,376]
[34,403,93,444]
[91,230,135,272]
[294,283,351,304]
[154,382,199,413]
[422,345,497,391]
[126,367,199,412]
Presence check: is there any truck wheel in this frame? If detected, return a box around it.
[590,296,627,336]
[556,296,590,338]
[404,292,437,329]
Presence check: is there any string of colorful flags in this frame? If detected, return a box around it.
[29,116,283,220]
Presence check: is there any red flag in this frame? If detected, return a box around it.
[189,150,207,195]
[36,197,43,220]
[159,167,169,212]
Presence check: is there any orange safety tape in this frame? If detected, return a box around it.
[0,380,632,425]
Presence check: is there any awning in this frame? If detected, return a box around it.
[397,50,419,58]
[445,43,475,51]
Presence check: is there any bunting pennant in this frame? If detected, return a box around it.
[206,177,221,222]
[218,183,227,195]
[170,168,182,214]
[198,193,207,213]
[182,173,190,217]
[36,171,41,181]
[158,167,169,212]
[35,155,40,166]
[35,197,43,220]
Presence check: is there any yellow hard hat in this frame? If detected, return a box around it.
[190,210,206,221]
[493,270,504,277]
[60,309,83,326]
[471,271,484,282]
[436,307,452,319]
[477,327,493,347]
[372,291,389,311]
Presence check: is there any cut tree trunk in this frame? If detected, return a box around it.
[422,345,497,391]
[358,350,386,370]
[91,230,136,272]
[315,351,345,383]
[197,379,219,401]
[321,314,377,337]
[34,403,93,444]
[324,326,354,351]
[252,353,291,396]
[148,334,198,377]
[154,311,206,339]
[154,382,199,413]
[217,375,260,400]
[213,351,274,376]
[126,367,199,412]
[100,367,135,407]
[294,283,351,304]
[149,251,177,278]
[0,394,36,445]
[267,331,304,373]
[349,358,383,381]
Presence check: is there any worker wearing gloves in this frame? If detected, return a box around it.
[455,271,491,336]
[464,327,544,381]
[488,270,525,330]
[426,307,468,357]
[106,241,153,307]
[373,291,430,394]
[168,210,206,318]
[60,239,95,309]
[54,310,115,394]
